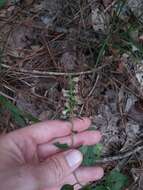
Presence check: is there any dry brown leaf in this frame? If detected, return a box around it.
[23,0,34,5]
[8,25,33,50]
[91,8,110,33]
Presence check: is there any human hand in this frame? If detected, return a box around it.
[0,117,104,190]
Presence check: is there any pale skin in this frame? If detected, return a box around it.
[0,117,104,190]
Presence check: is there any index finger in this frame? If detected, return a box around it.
[10,117,91,144]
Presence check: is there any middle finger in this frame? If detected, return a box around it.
[38,131,101,160]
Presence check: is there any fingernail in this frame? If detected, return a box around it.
[66,150,83,167]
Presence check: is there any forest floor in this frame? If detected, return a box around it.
[0,0,143,189]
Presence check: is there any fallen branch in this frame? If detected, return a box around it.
[1,63,109,77]
[95,143,143,163]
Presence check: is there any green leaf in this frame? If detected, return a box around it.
[24,112,39,123]
[88,127,97,131]
[0,0,6,8]
[82,185,92,190]
[61,184,74,190]
[95,170,128,190]
[79,146,88,154]
[0,95,26,126]
[93,144,103,160]
[12,112,26,126]
[94,185,106,190]
[80,145,96,166]
[54,142,70,150]
[105,170,128,190]
[79,144,103,166]
[0,95,39,126]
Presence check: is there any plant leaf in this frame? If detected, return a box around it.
[54,142,70,150]
[0,0,6,8]
[94,185,106,190]
[0,95,26,126]
[61,184,74,190]
[0,95,39,126]
[105,170,128,190]
[24,112,39,123]
[82,185,93,190]
[79,144,103,166]
[93,144,103,160]
[95,170,128,190]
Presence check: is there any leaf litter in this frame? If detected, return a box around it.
[0,0,143,189]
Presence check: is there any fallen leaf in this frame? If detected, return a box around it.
[91,8,110,33]
[23,0,34,5]
[8,25,33,50]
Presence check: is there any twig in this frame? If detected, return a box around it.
[0,91,15,101]
[2,84,15,93]
[41,36,57,68]
[79,74,100,115]
[111,76,143,99]
[95,143,143,164]
[101,72,143,99]
[104,0,117,13]
[87,74,100,97]
[1,63,109,77]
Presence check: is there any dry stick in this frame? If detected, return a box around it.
[95,143,143,164]
[1,63,109,77]
[0,9,20,32]
[67,4,91,25]
[0,91,15,101]
[101,72,143,99]
[87,74,100,97]
[2,84,15,93]
[41,36,57,68]
[79,74,100,115]
[111,77,143,99]
[104,0,117,13]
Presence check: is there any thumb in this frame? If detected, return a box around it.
[34,150,83,189]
